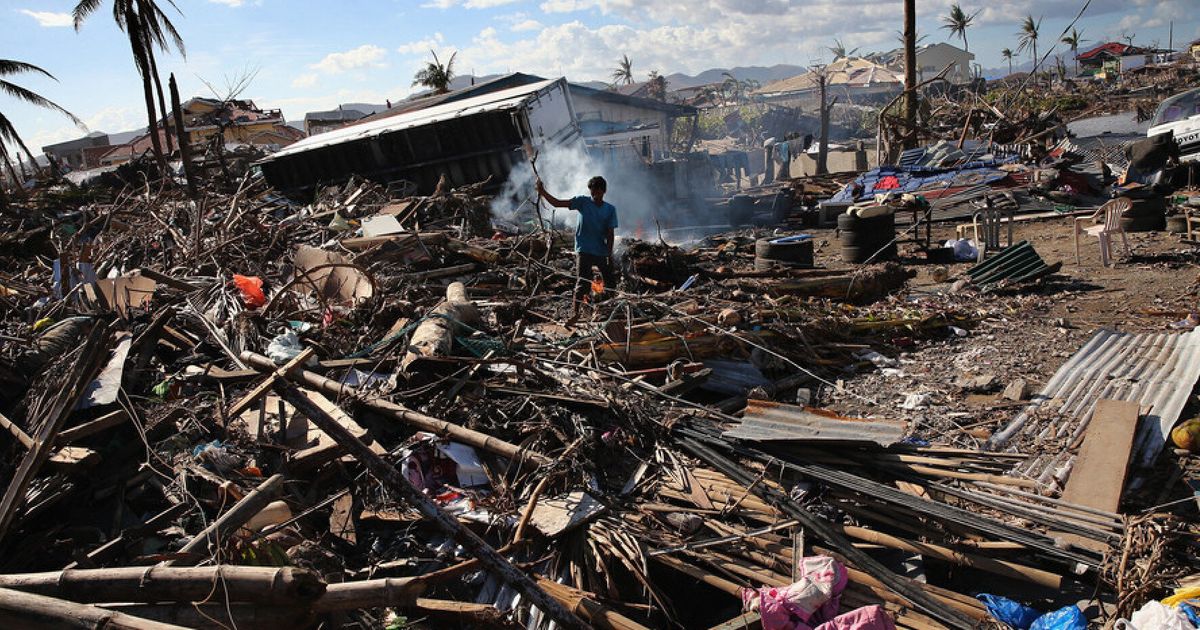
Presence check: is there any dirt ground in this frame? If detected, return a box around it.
[794,214,1200,454]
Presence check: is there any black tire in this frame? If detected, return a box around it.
[1120,214,1166,232]
[755,237,814,265]
[729,195,754,226]
[839,229,895,248]
[1166,215,1190,234]
[842,242,897,264]
[755,253,814,271]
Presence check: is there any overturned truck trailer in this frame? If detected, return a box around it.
[258,78,580,194]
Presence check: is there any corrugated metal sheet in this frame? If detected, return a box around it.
[988,327,1200,490]
[723,401,907,445]
[265,79,561,160]
[966,241,1053,289]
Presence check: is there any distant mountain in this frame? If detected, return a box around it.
[663,65,808,89]
[340,102,389,116]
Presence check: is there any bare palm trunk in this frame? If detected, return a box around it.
[817,75,830,175]
[902,0,917,149]
[127,18,166,169]
[147,48,173,153]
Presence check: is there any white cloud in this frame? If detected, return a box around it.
[539,0,602,13]
[422,0,521,8]
[208,0,245,6]
[28,106,143,153]
[397,33,446,55]
[465,0,521,7]
[292,73,318,88]
[511,19,543,32]
[310,44,388,74]
[18,9,73,27]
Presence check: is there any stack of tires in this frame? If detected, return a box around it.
[838,210,897,264]
[755,235,814,270]
[1119,195,1166,232]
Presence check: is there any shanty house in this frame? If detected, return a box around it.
[567,84,697,165]
[1076,42,1145,76]
[752,58,904,106]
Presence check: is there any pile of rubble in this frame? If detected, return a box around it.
[0,159,1196,630]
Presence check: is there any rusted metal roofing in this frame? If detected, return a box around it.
[988,327,1200,490]
[723,401,907,445]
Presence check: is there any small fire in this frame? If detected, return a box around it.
[591,278,605,296]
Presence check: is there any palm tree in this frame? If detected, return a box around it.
[1017,15,1042,76]
[646,70,668,101]
[611,54,633,86]
[941,3,979,53]
[828,39,860,61]
[0,60,81,200]
[412,49,456,94]
[74,0,185,167]
[1000,48,1014,75]
[1061,28,1084,77]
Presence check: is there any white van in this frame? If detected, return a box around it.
[1147,87,1200,162]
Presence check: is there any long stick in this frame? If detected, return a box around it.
[162,474,284,567]
[0,566,325,605]
[0,587,188,630]
[269,381,588,629]
[240,351,549,467]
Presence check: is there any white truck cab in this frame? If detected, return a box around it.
[1148,87,1200,162]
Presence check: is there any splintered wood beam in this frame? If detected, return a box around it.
[0,566,325,605]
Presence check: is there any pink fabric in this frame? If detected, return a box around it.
[740,556,849,630]
[814,605,897,630]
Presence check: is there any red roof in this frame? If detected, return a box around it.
[1077,42,1136,60]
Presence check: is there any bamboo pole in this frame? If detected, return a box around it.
[240,351,549,468]
[0,587,188,630]
[162,474,284,567]
[98,602,312,629]
[536,578,652,630]
[0,566,324,605]
[311,577,423,612]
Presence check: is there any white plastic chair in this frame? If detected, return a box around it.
[1074,197,1131,267]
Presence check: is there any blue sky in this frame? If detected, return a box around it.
[3,0,1197,154]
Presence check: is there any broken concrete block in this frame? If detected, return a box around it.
[1002,378,1030,402]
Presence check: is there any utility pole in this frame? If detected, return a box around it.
[902,0,918,150]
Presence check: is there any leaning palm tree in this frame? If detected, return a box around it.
[74,0,185,166]
[1061,28,1084,77]
[1001,48,1014,75]
[940,3,979,53]
[0,60,81,201]
[412,49,457,94]
[611,54,633,86]
[1017,15,1042,76]
[828,39,860,61]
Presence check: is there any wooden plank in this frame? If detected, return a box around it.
[709,612,762,630]
[1056,399,1140,552]
[1061,399,1140,511]
[57,410,129,445]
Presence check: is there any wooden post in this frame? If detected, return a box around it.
[268,380,589,630]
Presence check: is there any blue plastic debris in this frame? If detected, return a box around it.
[1029,606,1086,630]
[978,594,1041,629]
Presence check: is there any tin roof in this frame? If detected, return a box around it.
[723,401,907,445]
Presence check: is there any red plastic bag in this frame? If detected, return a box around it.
[233,274,266,308]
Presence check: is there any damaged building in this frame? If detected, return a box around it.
[257,73,698,195]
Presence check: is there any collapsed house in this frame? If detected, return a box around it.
[258,74,700,196]
[258,78,581,194]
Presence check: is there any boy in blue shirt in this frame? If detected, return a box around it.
[536,175,618,323]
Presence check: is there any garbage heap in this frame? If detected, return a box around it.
[0,172,1195,630]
